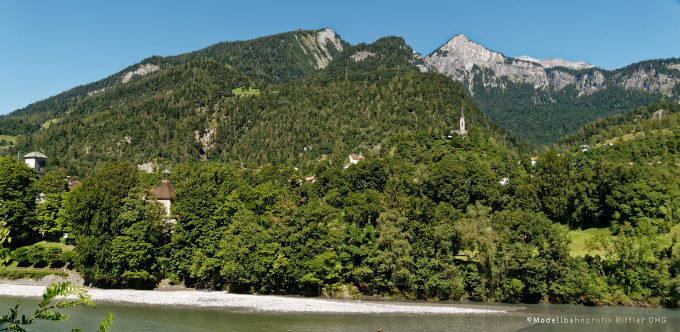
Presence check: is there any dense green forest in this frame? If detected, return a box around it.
[4,120,680,306]
[470,75,672,145]
[166,28,349,84]
[0,36,531,178]
[0,28,343,136]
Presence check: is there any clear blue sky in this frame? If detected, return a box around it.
[1,0,679,115]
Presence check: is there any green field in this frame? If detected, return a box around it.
[604,129,674,146]
[568,224,680,257]
[232,86,260,96]
[568,228,610,257]
[41,118,62,130]
[605,132,636,145]
[0,134,18,150]
[658,223,680,246]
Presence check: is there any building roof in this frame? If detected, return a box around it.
[23,152,47,159]
[349,154,364,160]
[152,179,175,200]
[68,181,81,191]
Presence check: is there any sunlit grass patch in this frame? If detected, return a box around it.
[232,86,260,96]
[568,228,610,257]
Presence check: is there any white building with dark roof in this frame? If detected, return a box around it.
[23,152,47,177]
[152,170,175,218]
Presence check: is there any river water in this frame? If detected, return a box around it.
[1,295,679,331]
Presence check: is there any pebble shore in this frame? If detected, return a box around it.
[0,284,507,315]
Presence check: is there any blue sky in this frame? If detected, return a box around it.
[1,0,679,115]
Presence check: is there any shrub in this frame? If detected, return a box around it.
[44,246,62,264]
[61,251,76,265]
[26,244,46,266]
[0,268,68,280]
[11,247,29,266]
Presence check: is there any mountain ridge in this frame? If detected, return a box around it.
[2,29,679,153]
[1,35,533,177]
[424,33,680,96]
[422,34,680,145]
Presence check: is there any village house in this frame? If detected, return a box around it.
[349,153,364,164]
[345,153,365,169]
[299,175,317,184]
[151,169,175,218]
[23,152,47,177]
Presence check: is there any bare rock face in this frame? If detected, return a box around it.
[411,52,428,72]
[122,64,160,83]
[194,128,216,157]
[547,69,606,94]
[425,34,680,97]
[652,109,665,119]
[137,162,157,173]
[613,65,680,95]
[296,28,344,69]
[424,35,549,92]
[351,51,376,62]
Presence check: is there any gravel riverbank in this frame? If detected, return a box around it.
[0,284,509,315]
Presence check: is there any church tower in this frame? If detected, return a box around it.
[459,106,467,135]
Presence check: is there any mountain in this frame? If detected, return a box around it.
[1,33,531,177]
[0,29,347,134]
[165,28,348,84]
[559,101,680,152]
[424,34,680,145]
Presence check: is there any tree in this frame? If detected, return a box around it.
[0,157,39,246]
[535,151,571,223]
[373,210,414,292]
[34,171,69,240]
[65,163,169,285]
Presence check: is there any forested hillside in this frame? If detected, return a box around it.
[0,28,345,136]
[2,36,531,178]
[3,27,680,309]
[166,28,348,84]
[560,102,680,149]
[471,80,668,145]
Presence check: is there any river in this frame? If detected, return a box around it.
[1,295,679,331]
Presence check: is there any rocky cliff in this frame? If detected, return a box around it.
[425,35,549,93]
[295,28,345,69]
[424,34,680,97]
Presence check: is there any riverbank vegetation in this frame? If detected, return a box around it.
[3,114,680,307]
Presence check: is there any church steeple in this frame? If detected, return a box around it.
[459,105,467,135]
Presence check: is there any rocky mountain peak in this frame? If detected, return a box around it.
[435,34,504,66]
[445,34,470,46]
[425,34,547,92]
